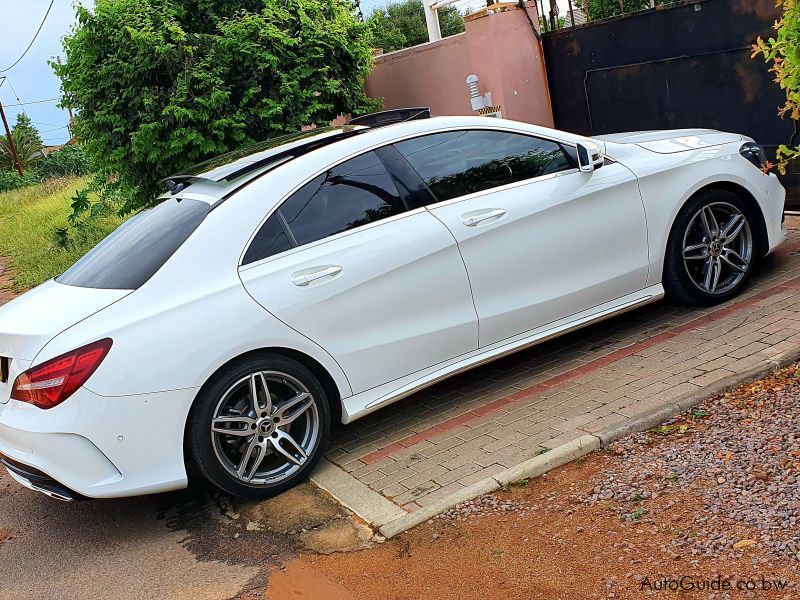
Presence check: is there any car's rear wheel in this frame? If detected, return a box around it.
[187,354,330,498]
[664,190,760,305]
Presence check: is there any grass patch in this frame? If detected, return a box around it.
[0,177,126,292]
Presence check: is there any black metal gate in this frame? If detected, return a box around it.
[542,0,800,207]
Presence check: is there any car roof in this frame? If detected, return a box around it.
[168,116,587,204]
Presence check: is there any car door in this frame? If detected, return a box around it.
[238,150,478,394]
[394,129,649,348]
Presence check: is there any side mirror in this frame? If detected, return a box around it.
[576,141,603,173]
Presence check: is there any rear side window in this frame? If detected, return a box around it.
[243,151,405,265]
[394,130,574,202]
[57,198,209,290]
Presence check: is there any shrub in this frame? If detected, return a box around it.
[35,145,92,180]
[53,0,379,215]
[0,145,91,193]
[753,0,800,173]
[0,169,40,193]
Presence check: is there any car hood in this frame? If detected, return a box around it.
[595,129,744,154]
[0,280,129,362]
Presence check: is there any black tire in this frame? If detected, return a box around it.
[663,189,763,306]
[187,354,330,498]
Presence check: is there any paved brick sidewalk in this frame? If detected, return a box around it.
[325,220,800,512]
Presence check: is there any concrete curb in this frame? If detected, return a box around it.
[591,346,800,448]
[378,433,600,538]
[310,458,406,527]
[378,477,499,539]
[375,346,800,539]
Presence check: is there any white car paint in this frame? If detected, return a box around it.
[427,159,649,347]
[0,116,787,498]
[240,208,479,394]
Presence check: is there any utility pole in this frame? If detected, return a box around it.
[67,106,75,139]
[0,98,23,176]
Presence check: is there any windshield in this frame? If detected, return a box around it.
[56,198,209,290]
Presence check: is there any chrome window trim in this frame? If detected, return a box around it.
[239,206,429,271]
[238,126,582,268]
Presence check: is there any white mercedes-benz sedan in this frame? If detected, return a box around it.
[0,113,786,500]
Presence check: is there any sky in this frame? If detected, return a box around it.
[0,0,559,147]
[0,1,76,146]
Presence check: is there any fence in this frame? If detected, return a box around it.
[541,0,800,206]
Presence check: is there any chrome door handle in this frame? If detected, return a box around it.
[461,209,506,227]
[291,266,342,286]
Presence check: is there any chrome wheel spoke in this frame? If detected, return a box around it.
[722,249,749,273]
[212,415,256,437]
[250,372,272,415]
[270,430,307,466]
[237,436,264,480]
[683,243,709,261]
[721,214,745,243]
[702,257,722,293]
[700,206,719,238]
[274,392,313,426]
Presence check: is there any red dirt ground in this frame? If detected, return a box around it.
[268,373,800,600]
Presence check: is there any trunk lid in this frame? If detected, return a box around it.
[595,129,743,154]
[0,279,128,374]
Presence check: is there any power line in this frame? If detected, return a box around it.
[1,76,26,115]
[39,124,69,134]
[4,97,59,107]
[1,0,55,72]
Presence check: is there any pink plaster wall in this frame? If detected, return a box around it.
[366,33,474,117]
[365,2,553,127]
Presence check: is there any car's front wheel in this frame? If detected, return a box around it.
[187,354,330,498]
[664,190,761,305]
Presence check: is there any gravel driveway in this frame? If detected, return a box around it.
[582,366,800,563]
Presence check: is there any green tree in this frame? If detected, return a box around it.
[753,0,800,173]
[575,0,662,22]
[368,0,465,53]
[0,114,44,172]
[53,0,379,214]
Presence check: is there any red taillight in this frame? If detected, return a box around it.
[11,339,113,409]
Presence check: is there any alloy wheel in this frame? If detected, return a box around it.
[681,201,753,295]
[210,371,319,485]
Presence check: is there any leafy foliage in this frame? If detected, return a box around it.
[368,0,464,53]
[53,0,379,214]
[0,145,92,193]
[34,145,92,180]
[574,0,665,22]
[0,169,39,193]
[0,177,126,291]
[753,0,800,173]
[0,114,44,172]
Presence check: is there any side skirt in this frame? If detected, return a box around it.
[341,284,665,423]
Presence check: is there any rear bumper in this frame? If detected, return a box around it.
[1,453,84,501]
[0,386,197,498]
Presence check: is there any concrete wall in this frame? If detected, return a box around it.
[365,2,553,127]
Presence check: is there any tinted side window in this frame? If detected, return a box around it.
[243,151,405,264]
[241,213,292,265]
[282,151,405,245]
[57,198,209,290]
[395,130,574,202]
